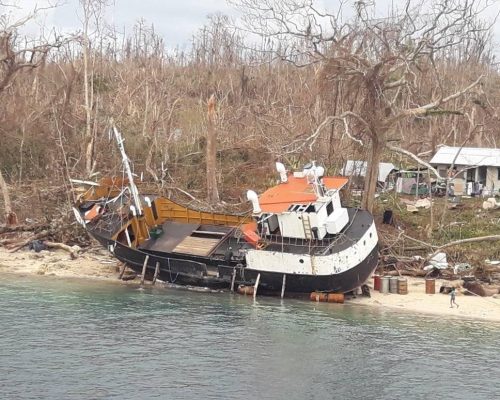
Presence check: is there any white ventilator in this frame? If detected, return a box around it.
[247,190,262,214]
[276,162,288,183]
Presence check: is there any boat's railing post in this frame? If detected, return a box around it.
[253,273,261,299]
[152,261,160,285]
[281,274,286,299]
[230,267,236,292]
[140,255,150,285]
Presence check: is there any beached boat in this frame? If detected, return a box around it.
[73,127,379,296]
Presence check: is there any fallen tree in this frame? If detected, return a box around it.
[426,235,500,262]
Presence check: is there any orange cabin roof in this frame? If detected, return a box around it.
[258,176,348,213]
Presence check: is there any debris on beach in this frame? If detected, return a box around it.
[482,198,500,210]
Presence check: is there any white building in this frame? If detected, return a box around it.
[341,160,398,189]
[430,146,500,196]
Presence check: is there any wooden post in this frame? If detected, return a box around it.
[281,274,286,299]
[253,273,261,299]
[118,262,127,280]
[140,255,149,285]
[152,261,160,285]
[230,267,236,292]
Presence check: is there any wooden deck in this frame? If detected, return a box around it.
[141,221,199,252]
[173,236,221,256]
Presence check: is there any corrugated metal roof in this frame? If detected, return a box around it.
[430,146,500,167]
[341,160,397,182]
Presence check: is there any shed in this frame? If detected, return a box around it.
[341,160,398,189]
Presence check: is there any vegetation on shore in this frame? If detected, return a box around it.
[1,0,500,269]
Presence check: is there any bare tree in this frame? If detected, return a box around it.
[0,2,64,225]
[206,94,220,204]
[79,0,109,176]
[230,0,495,212]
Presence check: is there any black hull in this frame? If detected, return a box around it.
[90,231,379,294]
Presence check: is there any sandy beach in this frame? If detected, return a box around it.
[0,246,121,281]
[350,276,500,322]
[2,247,500,322]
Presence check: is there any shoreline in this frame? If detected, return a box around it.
[2,247,500,322]
[349,276,500,323]
[0,246,122,282]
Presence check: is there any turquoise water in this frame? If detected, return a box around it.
[0,274,499,400]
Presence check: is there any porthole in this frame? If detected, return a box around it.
[369,232,372,238]
[363,240,366,245]
[299,259,304,264]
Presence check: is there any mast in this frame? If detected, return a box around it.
[112,125,143,216]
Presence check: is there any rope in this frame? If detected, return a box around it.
[463,288,500,307]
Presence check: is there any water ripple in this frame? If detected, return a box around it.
[0,275,499,400]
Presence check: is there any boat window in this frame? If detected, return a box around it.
[289,204,306,212]
[305,204,315,213]
[326,201,333,215]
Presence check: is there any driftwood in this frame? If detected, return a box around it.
[44,241,80,259]
[0,223,48,234]
[121,273,138,281]
[463,281,500,297]
[0,236,26,246]
[7,230,48,253]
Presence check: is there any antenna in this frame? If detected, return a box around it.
[111,125,143,216]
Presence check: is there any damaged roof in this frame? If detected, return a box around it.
[430,146,500,167]
[259,176,348,213]
[341,160,397,182]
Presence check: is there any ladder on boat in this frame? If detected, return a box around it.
[302,213,313,240]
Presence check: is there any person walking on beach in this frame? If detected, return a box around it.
[450,287,459,308]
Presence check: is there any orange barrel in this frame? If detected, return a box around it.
[381,276,390,293]
[373,275,381,291]
[398,278,408,295]
[425,278,436,294]
[389,277,398,293]
[327,293,345,304]
[237,285,254,296]
[310,292,328,302]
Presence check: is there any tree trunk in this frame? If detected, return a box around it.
[82,1,95,177]
[206,94,219,204]
[361,136,383,213]
[0,170,17,225]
